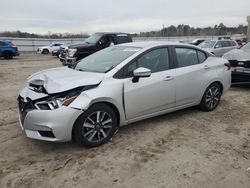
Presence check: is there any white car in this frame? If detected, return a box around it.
[199,39,238,57]
[18,42,231,147]
[37,43,63,54]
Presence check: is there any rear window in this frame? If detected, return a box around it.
[116,35,131,44]
[175,48,199,67]
[229,41,237,46]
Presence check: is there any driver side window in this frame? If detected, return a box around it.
[126,48,169,77]
[215,41,223,48]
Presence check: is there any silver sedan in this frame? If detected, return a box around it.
[18,42,231,147]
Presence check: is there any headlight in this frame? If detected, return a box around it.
[35,93,79,110]
[68,48,77,57]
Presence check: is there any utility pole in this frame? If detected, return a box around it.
[247,16,250,41]
[162,24,165,37]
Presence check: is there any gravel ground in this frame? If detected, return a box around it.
[0,53,250,188]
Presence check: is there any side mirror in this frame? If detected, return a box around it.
[132,67,151,83]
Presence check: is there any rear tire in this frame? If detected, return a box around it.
[199,83,222,111]
[42,49,49,54]
[4,52,13,59]
[74,103,118,147]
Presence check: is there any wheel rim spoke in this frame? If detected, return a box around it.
[103,125,112,129]
[100,112,106,122]
[102,118,112,125]
[96,111,100,123]
[100,129,107,138]
[88,131,97,141]
[97,132,101,141]
[84,130,94,137]
[87,117,95,124]
[83,122,94,129]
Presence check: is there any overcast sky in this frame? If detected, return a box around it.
[1,0,249,34]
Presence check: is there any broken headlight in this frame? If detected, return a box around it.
[35,91,79,110]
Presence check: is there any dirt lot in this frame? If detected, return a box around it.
[0,53,250,188]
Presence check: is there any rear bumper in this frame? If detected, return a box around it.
[232,70,250,83]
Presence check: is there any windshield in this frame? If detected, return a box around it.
[85,34,102,44]
[241,42,250,51]
[75,46,141,73]
[199,40,216,48]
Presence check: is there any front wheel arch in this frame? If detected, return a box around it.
[71,102,120,140]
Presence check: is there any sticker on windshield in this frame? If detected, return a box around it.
[123,48,141,52]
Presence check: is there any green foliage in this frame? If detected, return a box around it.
[132,23,248,37]
[0,30,90,38]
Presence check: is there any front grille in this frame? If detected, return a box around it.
[229,60,250,68]
[18,96,36,125]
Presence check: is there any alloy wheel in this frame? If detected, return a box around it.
[205,86,220,109]
[82,111,113,143]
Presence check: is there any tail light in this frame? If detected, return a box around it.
[224,63,231,70]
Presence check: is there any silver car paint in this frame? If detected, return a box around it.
[28,67,104,94]
[19,41,231,142]
[201,40,238,57]
[223,49,250,61]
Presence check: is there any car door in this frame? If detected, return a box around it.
[123,47,176,120]
[213,41,224,56]
[173,47,209,107]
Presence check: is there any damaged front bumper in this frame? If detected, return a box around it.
[18,88,82,142]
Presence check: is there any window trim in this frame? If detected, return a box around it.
[173,46,208,68]
[113,46,174,79]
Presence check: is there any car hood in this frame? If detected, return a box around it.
[68,42,95,49]
[27,67,105,94]
[223,49,250,61]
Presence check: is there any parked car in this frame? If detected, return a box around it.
[223,41,250,83]
[199,39,238,57]
[189,39,205,46]
[37,43,63,54]
[18,42,231,147]
[0,40,19,59]
[62,32,132,66]
[51,49,60,57]
[59,43,76,62]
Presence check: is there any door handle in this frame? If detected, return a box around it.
[163,76,174,81]
[204,65,210,69]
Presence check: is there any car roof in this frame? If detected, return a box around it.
[118,41,196,49]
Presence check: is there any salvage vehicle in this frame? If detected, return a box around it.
[37,43,63,54]
[0,40,19,59]
[223,41,250,83]
[62,32,132,66]
[18,42,231,147]
[199,39,238,57]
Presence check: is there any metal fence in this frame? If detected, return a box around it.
[0,35,245,52]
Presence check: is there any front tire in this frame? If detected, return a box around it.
[74,103,118,147]
[199,83,222,111]
[4,52,13,59]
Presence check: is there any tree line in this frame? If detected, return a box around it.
[132,23,247,37]
[0,23,248,38]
